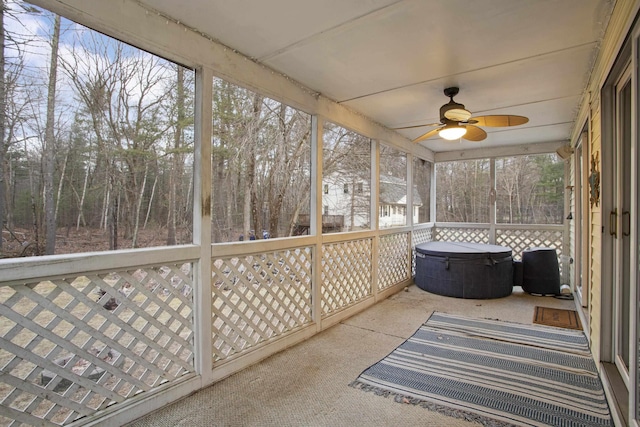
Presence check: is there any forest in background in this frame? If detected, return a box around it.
[0,1,196,258]
[0,1,563,260]
[436,155,564,224]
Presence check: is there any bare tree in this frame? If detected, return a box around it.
[0,0,6,248]
[43,14,60,254]
[264,104,310,237]
[211,79,259,242]
[247,92,264,239]
[436,160,490,222]
[61,35,174,248]
[0,6,198,258]
[0,2,48,252]
[166,66,184,245]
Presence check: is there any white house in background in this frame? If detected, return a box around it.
[379,175,422,228]
[322,172,422,230]
[322,172,370,231]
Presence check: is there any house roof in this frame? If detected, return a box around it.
[380,175,422,206]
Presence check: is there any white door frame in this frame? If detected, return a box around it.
[612,65,632,386]
[600,20,639,424]
[574,131,589,308]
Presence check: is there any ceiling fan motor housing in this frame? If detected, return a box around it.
[440,87,472,122]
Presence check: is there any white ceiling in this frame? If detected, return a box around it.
[138,0,614,153]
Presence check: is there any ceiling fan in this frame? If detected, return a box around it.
[394,87,529,143]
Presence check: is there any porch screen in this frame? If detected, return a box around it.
[436,159,490,223]
[211,78,311,242]
[495,154,564,224]
[322,123,371,233]
[0,4,195,258]
[379,145,407,228]
[412,157,432,224]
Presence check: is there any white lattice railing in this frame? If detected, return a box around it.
[429,223,565,260]
[208,223,565,364]
[211,247,313,362]
[321,237,373,316]
[0,248,197,427]
[495,225,564,260]
[378,231,410,291]
[0,230,417,425]
[435,223,490,244]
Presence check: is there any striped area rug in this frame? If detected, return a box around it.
[351,312,611,426]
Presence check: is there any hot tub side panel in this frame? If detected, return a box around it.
[415,253,513,299]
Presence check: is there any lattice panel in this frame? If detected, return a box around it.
[211,248,313,362]
[379,233,410,290]
[412,227,434,247]
[435,227,489,244]
[411,227,434,275]
[0,264,194,426]
[321,239,372,316]
[496,228,563,260]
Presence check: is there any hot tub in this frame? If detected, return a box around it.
[414,241,513,299]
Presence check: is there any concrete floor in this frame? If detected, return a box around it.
[127,285,581,427]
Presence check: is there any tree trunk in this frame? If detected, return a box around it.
[242,159,251,239]
[225,171,233,239]
[25,142,40,255]
[167,156,177,245]
[43,14,61,255]
[132,162,148,248]
[212,148,224,242]
[287,195,306,236]
[55,150,68,222]
[108,173,118,250]
[101,178,109,230]
[167,66,184,245]
[0,1,6,249]
[144,173,158,229]
[184,171,193,231]
[248,93,263,239]
[249,146,260,238]
[350,178,356,231]
[265,104,287,238]
[77,160,90,229]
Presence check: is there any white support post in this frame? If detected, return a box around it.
[406,154,413,228]
[311,116,323,331]
[430,161,437,224]
[563,159,571,256]
[193,68,213,385]
[371,139,380,299]
[406,153,414,276]
[371,139,380,231]
[489,158,497,244]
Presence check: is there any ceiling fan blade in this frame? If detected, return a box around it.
[462,125,487,141]
[413,127,443,143]
[471,115,529,127]
[392,122,441,130]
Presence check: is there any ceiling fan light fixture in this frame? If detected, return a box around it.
[439,125,467,140]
